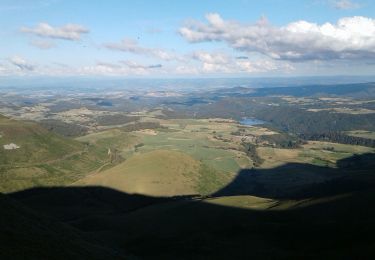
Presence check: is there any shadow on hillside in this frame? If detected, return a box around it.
[214,152,375,199]
[2,153,375,259]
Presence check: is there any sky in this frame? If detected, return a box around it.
[0,0,375,78]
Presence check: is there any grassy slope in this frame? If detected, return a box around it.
[76,150,200,196]
[257,141,374,168]
[73,119,373,197]
[76,149,232,196]
[136,118,247,173]
[0,115,83,164]
[0,116,110,193]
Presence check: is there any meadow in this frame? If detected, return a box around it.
[73,116,374,196]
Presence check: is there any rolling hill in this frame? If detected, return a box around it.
[0,114,83,164]
[0,115,109,193]
[75,149,231,196]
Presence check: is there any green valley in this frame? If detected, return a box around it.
[1,80,375,259]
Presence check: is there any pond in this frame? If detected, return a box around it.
[239,118,265,126]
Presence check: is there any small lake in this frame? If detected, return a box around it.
[239,118,265,126]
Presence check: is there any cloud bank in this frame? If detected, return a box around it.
[180,13,375,62]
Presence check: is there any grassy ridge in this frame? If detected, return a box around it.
[77,150,194,196]
[0,116,83,164]
[0,116,112,193]
[76,149,233,196]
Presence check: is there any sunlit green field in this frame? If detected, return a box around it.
[2,115,374,195]
[71,117,374,197]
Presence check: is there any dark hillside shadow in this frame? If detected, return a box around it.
[214,153,375,199]
[9,186,172,222]
[2,153,375,259]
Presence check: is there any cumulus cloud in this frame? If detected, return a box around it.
[179,13,375,62]
[236,59,295,73]
[104,38,179,61]
[191,51,228,64]
[333,0,360,10]
[191,51,233,73]
[8,56,35,71]
[21,23,89,41]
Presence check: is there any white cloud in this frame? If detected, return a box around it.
[21,23,89,41]
[79,63,128,75]
[236,59,295,73]
[0,63,9,75]
[120,60,162,69]
[79,60,164,76]
[0,52,293,76]
[191,51,229,65]
[30,39,56,49]
[1,58,77,76]
[104,38,180,61]
[180,14,375,62]
[8,56,35,71]
[190,51,294,73]
[333,0,360,10]
[190,51,233,73]
[2,57,164,76]
[80,52,293,76]
[174,65,200,75]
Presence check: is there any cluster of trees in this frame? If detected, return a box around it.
[134,143,144,152]
[259,134,305,149]
[243,105,375,147]
[300,132,375,148]
[160,93,375,148]
[254,107,375,134]
[40,119,88,137]
[96,114,140,126]
[242,143,264,167]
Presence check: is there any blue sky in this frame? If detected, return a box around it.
[0,0,374,77]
